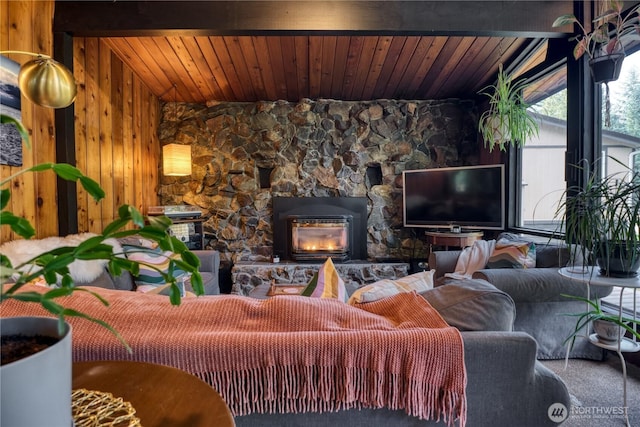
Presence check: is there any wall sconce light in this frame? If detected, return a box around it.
[163,143,192,176]
[1,51,77,108]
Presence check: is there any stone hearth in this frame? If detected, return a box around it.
[231,261,411,296]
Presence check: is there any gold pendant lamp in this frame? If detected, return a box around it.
[1,51,77,109]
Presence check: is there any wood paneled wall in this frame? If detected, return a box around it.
[73,37,160,233]
[1,0,161,242]
[1,0,57,242]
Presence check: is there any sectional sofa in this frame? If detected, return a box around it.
[429,240,613,360]
[1,235,570,426]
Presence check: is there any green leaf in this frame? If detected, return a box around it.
[146,214,172,229]
[180,250,201,269]
[189,272,204,296]
[30,163,55,172]
[5,291,44,303]
[129,206,145,226]
[552,14,578,27]
[58,307,131,353]
[0,188,9,210]
[102,217,130,236]
[78,176,105,201]
[0,115,30,145]
[51,163,84,181]
[41,298,64,315]
[0,211,35,239]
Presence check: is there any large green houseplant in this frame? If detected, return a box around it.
[555,158,640,278]
[1,114,204,426]
[477,64,539,152]
[556,158,640,352]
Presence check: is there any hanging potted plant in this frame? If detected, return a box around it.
[553,1,640,126]
[553,1,640,84]
[0,115,204,426]
[477,63,540,152]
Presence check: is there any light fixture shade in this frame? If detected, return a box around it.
[163,144,192,176]
[18,57,77,108]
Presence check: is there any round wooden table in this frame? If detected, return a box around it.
[72,360,235,427]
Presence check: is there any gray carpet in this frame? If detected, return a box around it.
[541,353,640,427]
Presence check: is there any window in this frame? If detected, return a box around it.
[516,66,568,234]
[512,51,639,315]
[597,51,640,317]
[515,50,640,237]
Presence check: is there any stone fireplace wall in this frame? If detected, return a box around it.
[158,98,480,263]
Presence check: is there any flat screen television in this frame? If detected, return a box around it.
[403,164,505,230]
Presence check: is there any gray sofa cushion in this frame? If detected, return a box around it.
[421,279,515,332]
[472,268,613,302]
[186,271,218,295]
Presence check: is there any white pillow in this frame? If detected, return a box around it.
[348,270,435,305]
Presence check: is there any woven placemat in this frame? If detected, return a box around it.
[72,388,141,427]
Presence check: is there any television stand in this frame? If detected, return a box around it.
[425,230,483,251]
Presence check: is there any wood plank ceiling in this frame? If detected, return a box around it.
[104,35,536,104]
[56,1,578,105]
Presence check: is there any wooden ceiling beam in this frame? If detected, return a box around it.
[54,1,572,38]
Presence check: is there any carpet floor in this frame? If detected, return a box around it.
[541,353,640,427]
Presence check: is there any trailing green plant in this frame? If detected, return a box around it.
[553,157,640,275]
[562,293,640,349]
[552,1,640,61]
[0,114,204,347]
[478,64,539,152]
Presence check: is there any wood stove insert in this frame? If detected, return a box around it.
[289,216,350,262]
[273,197,368,262]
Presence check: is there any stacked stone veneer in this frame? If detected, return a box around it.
[231,261,411,296]
[158,98,480,264]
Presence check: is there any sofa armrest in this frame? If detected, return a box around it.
[191,250,221,295]
[428,250,462,279]
[472,268,613,302]
[461,331,570,427]
[193,250,220,274]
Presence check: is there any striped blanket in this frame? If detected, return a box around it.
[1,286,467,426]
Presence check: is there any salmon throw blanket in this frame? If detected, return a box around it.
[1,286,467,426]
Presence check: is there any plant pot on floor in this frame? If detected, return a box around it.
[0,317,72,427]
[589,53,625,84]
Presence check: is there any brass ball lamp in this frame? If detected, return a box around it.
[1,51,77,108]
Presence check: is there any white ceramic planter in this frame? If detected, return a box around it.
[0,317,72,427]
[593,318,626,344]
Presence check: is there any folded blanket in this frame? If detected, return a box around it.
[445,239,496,280]
[1,286,467,426]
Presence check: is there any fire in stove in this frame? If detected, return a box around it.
[289,217,351,261]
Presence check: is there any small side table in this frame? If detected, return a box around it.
[73,361,235,427]
[559,267,639,427]
[425,231,483,250]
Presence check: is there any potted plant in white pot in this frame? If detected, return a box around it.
[477,63,540,152]
[563,293,640,347]
[0,115,204,426]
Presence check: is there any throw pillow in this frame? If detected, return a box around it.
[348,270,435,305]
[486,236,536,269]
[301,257,347,302]
[120,241,189,295]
